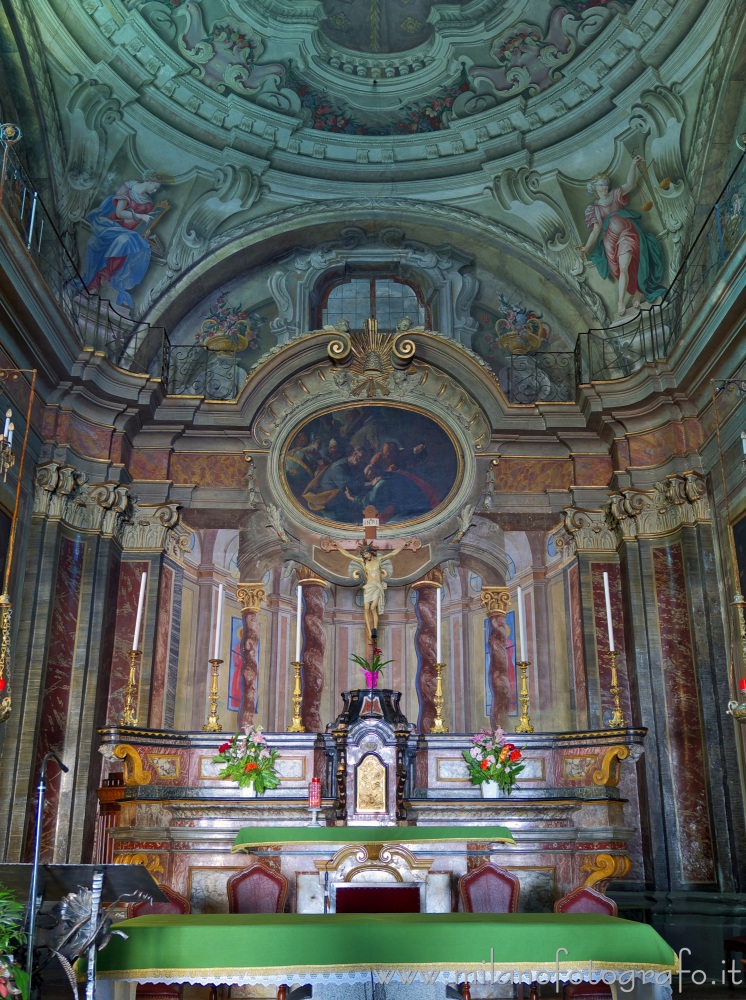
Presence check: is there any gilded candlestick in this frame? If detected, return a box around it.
[287,660,305,732]
[121,648,142,727]
[606,649,626,729]
[515,660,534,734]
[202,657,223,732]
[728,598,746,720]
[430,661,449,733]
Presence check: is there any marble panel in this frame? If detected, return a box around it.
[653,544,716,884]
[508,867,556,913]
[568,562,588,720]
[170,453,246,487]
[628,422,687,468]
[494,459,573,492]
[129,449,171,481]
[149,563,173,728]
[572,455,613,487]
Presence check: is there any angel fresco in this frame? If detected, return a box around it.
[579,156,667,318]
[81,176,169,311]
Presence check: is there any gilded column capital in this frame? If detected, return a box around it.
[237,583,266,613]
[480,586,510,616]
[413,567,443,589]
[295,564,328,588]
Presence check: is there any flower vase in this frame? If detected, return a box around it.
[239,783,257,798]
[480,781,503,799]
[364,670,380,688]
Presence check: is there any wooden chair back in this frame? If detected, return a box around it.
[458,863,520,913]
[227,862,288,914]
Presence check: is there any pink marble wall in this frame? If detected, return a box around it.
[149,564,173,729]
[170,454,246,487]
[653,544,716,883]
[572,455,612,487]
[129,449,172,481]
[107,561,150,724]
[31,536,84,860]
[494,459,573,492]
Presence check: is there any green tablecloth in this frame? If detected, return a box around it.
[96,913,677,983]
[232,825,515,851]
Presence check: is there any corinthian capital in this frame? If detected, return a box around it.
[237,583,266,613]
[480,586,510,616]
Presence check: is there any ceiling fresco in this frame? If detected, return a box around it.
[3,0,739,388]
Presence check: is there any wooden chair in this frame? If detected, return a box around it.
[227,862,288,913]
[128,884,190,1000]
[553,886,617,999]
[458,863,520,913]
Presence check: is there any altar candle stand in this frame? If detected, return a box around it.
[515,585,534,734]
[431,586,449,733]
[122,571,147,727]
[603,571,626,729]
[203,584,224,732]
[308,777,322,826]
[288,585,305,732]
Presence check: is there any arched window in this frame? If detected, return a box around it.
[317,275,427,330]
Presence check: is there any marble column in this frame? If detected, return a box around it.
[480,586,511,729]
[413,571,441,733]
[237,582,265,727]
[297,566,327,733]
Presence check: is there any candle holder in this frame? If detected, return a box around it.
[430,662,449,733]
[515,660,534,734]
[287,660,305,732]
[308,807,321,827]
[202,657,223,732]
[605,650,626,729]
[121,648,142,727]
[728,598,746,721]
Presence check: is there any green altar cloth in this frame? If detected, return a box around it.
[96,913,677,983]
[232,825,515,851]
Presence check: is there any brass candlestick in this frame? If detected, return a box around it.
[515,660,534,734]
[121,648,142,727]
[728,597,746,720]
[287,660,305,732]
[430,662,449,733]
[606,649,626,729]
[202,657,223,732]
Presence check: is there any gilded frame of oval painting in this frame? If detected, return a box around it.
[279,401,464,532]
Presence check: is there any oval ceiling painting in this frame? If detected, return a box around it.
[282,404,462,528]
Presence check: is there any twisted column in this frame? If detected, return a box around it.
[298,566,327,733]
[480,587,511,728]
[414,569,442,733]
[237,583,265,727]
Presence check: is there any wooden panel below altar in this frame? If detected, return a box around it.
[96,725,645,914]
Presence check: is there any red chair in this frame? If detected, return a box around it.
[553,886,617,999]
[458,863,520,913]
[226,862,288,913]
[128,884,190,1000]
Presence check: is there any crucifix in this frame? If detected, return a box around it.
[322,505,420,648]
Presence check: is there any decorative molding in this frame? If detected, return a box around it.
[606,472,711,541]
[480,586,510,616]
[113,744,153,786]
[562,507,616,552]
[295,566,327,589]
[121,502,181,551]
[113,851,164,875]
[237,583,266,612]
[592,745,630,787]
[580,852,631,889]
[413,568,443,590]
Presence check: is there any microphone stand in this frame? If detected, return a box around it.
[26,750,68,999]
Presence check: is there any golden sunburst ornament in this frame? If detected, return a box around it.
[326,317,417,397]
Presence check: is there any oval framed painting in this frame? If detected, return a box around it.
[280,403,463,529]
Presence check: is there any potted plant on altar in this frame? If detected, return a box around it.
[462,728,524,798]
[0,883,29,999]
[212,725,281,796]
[350,646,393,689]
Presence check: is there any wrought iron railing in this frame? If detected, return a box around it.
[1,120,744,403]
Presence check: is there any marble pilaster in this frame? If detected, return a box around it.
[480,586,510,729]
[237,582,265,727]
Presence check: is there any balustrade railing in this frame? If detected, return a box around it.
[1,121,744,403]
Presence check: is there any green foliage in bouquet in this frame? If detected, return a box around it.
[212,725,281,792]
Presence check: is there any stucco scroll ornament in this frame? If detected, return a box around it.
[451,504,476,544]
[265,503,289,543]
[562,507,616,552]
[326,320,417,398]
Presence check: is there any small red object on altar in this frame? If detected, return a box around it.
[308,777,321,808]
[740,678,746,693]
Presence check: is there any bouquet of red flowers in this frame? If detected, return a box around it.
[212,725,280,792]
[462,727,524,794]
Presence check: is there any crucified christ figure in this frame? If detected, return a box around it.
[326,539,420,640]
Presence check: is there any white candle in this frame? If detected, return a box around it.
[436,586,442,662]
[213,583,224,660]
[741,430,746,455]
[7,422,13,448]
[517,586,528,663]
[295,584,302,662]
[603,571,615,652]
[3,409,10,438]
[132,571,147,652]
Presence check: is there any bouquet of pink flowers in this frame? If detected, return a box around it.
[462,727,524,794]
[212,725,280,792]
